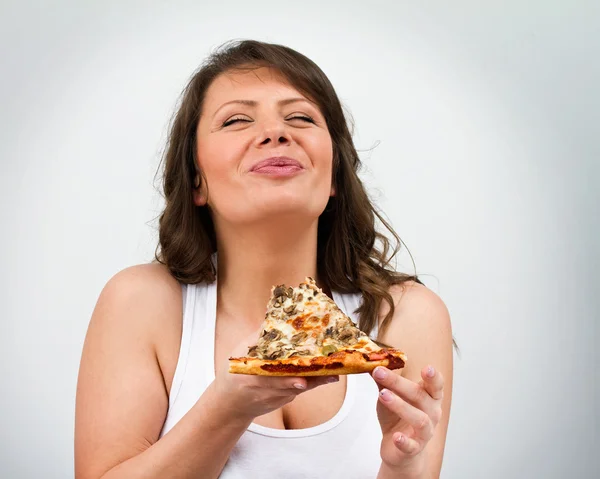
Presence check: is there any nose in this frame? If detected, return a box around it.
[255,120,291,147]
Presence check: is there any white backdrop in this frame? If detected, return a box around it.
[1,1,598,478]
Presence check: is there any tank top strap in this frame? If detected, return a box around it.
[159,280,217,438]
[166,283,196,409]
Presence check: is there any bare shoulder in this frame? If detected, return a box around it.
[379,281,452,344]
[98,262,181,315]
[90,262,183,386]
[378,280,453,382]
[94,263,182,334]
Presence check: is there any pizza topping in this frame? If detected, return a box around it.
[321,344,338,356]
[291,317,305,330]
[368,352,388,361]
[265,340,294,360]
[266,350,285,360]
[291,331,308,345]
[243,277,391,361]
[338,328,360,345]
[262,329,282,342]
[273,285,292,299]
[288,349,313,357]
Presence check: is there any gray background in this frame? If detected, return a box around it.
[1,1,598,478]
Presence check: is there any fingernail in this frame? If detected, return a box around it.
[294,383,306,390]
[427,366,435,378]
[395,433,405,444]
[374,367,387,380]
[379,389,393,402]
[326,377,339,384]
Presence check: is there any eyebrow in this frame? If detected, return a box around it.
[212,97,315,119]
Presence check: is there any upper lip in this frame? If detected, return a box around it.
[249,156,303,171]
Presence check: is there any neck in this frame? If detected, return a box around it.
[215,219,321,328]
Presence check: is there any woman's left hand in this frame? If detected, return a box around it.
[372,364,444,476]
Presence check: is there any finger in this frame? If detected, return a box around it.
[373,367,436,409]
[285,375,340,393]
[393,432,421,456]
[421,366,444,400]
[379,389,434,441]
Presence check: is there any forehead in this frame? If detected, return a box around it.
[203,66,308,110]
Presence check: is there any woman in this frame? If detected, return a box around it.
[75,40,453,479]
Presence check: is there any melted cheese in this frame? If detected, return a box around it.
[248,277,382,360]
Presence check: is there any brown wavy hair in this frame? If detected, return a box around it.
[155,40,421,340]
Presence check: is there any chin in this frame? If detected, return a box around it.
[232,194,328,225]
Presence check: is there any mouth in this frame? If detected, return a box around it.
[249,156,304,176]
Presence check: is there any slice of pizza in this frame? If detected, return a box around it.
[228,277,407,376]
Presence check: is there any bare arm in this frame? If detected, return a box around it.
[75,264,249,479]
[99,383,252,479]
[75,264,331,479]
[376,282,454,478]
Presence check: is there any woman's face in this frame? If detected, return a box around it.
[195,67,334,226]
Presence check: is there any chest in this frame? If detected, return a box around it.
[214,313,347,430]
[221,373,384,479]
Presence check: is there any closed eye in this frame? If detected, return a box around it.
[222,116,252,127]
[222,115,316,128]
[287,115,315,124]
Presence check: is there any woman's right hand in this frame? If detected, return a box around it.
[212,328,338,421]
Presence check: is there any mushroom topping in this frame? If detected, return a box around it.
[273,285,287,298]
[265,340,291,360]
[338,328,359,345]
[284,304,296,315]
[291,331,308,345]
[288,349,313,357]
[263,329,283,342]
[266,349,285,360]
[253,345,268,358]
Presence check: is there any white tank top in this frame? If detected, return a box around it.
[159,280,384,478]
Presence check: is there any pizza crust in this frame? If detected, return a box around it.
[229,349,407,376]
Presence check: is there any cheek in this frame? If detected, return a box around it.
[303,131,333,168]
[305,136,334,205]
[313,137,334,186]
[197,138,240,185]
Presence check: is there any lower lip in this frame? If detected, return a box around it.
[251,165,303,176]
